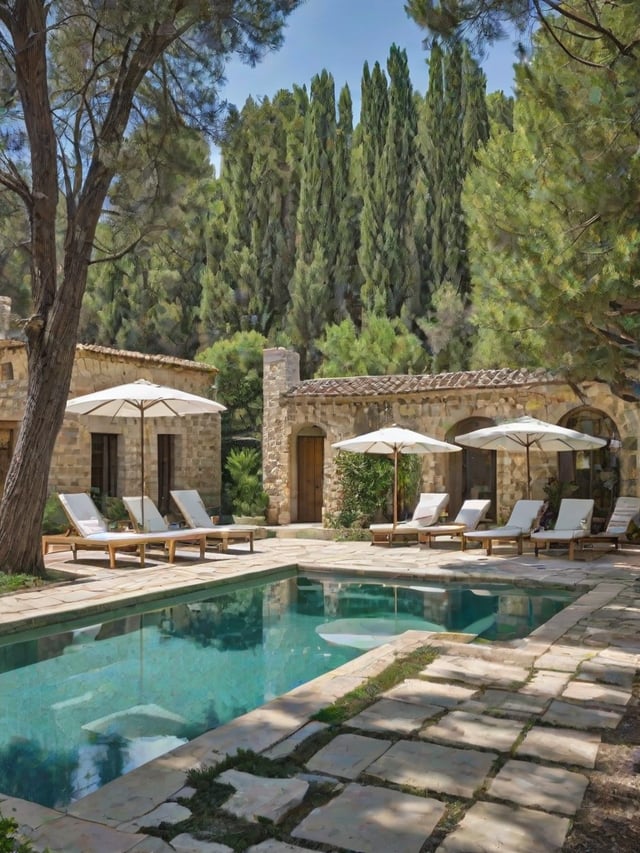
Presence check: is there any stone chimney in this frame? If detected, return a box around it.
[262,348,300,524]
[0,296,11,339]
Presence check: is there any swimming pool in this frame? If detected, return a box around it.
[0,571,577,807]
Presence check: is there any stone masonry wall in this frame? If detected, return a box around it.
[0,343,222,508]
[262,348,640,525]
[262,348,300,524]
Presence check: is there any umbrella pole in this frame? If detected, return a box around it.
[526,446,531,500]
[140,413,146,529]
[393,450,398,528]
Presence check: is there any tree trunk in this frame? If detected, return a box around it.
[0,293,81,576]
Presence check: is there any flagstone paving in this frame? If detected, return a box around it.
[291,782,446,853]
[487,759,589,815]
[366,739,497,798]
[436,800,571,853]
[1,536,640,852]
[345,696,443,734]
[515,725,601,768]
[305,733,391,779]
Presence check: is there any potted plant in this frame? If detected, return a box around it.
[224,447,269,524]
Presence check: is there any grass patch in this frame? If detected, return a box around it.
[186,749,300,788]
[313,644,437,725]
[142,750,307,851]
[0,572,47,596]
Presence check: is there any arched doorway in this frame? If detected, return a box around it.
[447,417,496,521]
[558,408,620,523]
[296,426,325,522]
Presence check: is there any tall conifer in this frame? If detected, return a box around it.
[286,71,337,376]
[333,84,361,322]
[418,41,488,300]
[357,61,388,309]
[359,47,418,315]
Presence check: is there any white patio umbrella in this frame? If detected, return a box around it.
[65,379,226,526]
[332,425,460,527]
[455,415,607,499]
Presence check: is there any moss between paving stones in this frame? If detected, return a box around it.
[312,644,438,725]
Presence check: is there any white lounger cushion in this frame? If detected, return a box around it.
[531,499,594,543]
[171,489,216,529]
[370,493,449,533]
[419,499,491,533]
[59,492,109,537]
[465,500,543,541]
[123,495,212,537]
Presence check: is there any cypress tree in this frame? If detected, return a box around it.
[418,41,488,301]
[202,89,308,340]
[441,41,466,296]
[359,46,418,315]
[333,84,361,323]
[286,70,337,376]
[357,60,388,310]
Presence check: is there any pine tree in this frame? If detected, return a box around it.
[465,15,640,395]
[81,127,214,356]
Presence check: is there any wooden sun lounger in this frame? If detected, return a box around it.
[170,490,257,552]
[201,526,255,552]
[42,528,207,569]
[47,494,209,569]
[531,498,594,561]
[418,499,491,549]
[369,493,450,547]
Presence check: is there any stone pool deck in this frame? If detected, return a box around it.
[1,536,639,852]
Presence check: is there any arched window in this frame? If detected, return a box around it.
[559,408,620,521]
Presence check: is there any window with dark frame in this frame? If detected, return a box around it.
[157,434,175,517]
[91,433,118,510]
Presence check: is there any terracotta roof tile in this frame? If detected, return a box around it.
[283,368,557,398]
[1,340,217,372]
[76,344,217,372]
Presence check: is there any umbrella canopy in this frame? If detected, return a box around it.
[455,415,607,498]
[66,380,226,525]
[332,425,460,527]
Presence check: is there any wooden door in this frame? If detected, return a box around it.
[297,435,324,522]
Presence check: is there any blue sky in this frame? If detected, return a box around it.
[221,0,520,116]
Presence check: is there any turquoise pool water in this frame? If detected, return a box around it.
[0,572,576,807]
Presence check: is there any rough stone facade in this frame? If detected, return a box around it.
[262,348,640,526]
[0,341,222,508]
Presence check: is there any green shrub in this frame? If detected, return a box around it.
[332,451,421,527]
[0,811,36,853]
[41,494,68,534]
[103,496,128,527]
[224,448,269,517]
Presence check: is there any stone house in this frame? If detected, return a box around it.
[0,310,222,515]
[262,347,640,528]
